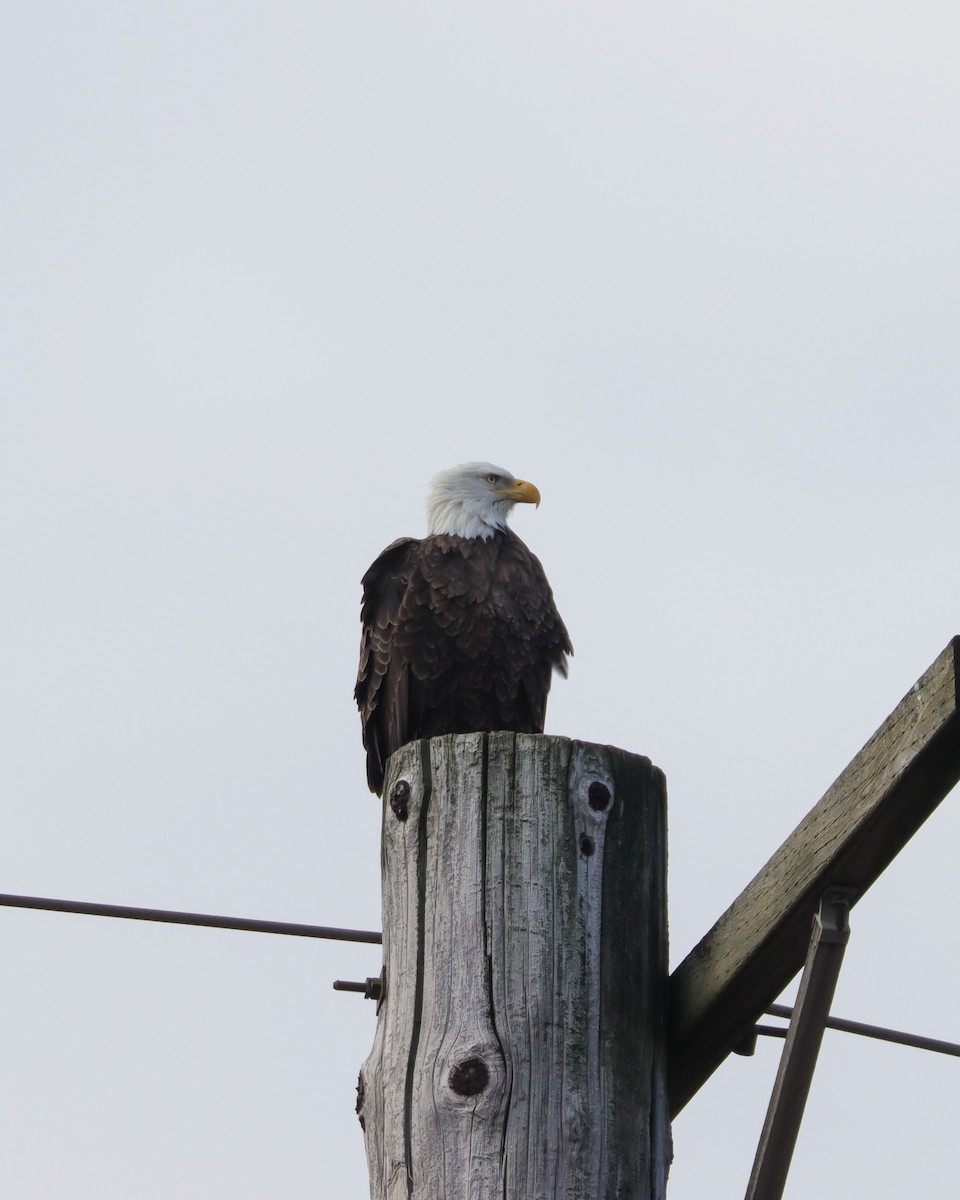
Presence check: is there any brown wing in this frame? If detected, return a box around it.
[354,537,420,795]
[356,530,572,795]
[393,531,571,738]
[489,530,572,731]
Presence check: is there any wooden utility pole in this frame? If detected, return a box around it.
[359,731,669,1200]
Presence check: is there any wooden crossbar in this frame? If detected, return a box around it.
[668,636,960,1116]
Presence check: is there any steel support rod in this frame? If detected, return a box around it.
[744,888,854,1200]
[765,1003,960,1058]
[0,892,382,944]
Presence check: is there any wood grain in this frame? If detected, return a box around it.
[360,732,669,1199]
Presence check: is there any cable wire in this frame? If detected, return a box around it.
[0,892,382,944]
[763,1001,960,1057]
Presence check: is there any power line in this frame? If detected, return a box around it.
[0,892,382,944]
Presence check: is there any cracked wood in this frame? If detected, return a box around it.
[360,732,670,1200]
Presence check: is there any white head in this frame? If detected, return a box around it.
[426,462,542,540]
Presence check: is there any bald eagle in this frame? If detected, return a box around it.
[355,462,572,795]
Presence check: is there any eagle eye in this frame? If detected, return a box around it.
[485,473,500,483]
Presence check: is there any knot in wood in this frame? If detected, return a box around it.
[587,780,612,811]
[580,835,596,857]
[390,779,411,821]
[356,1070,366,1129]
[448,1057,490,1097]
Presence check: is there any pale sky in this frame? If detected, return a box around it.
[2,3,959,1197]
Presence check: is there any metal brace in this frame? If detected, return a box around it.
[744,887,856,1200]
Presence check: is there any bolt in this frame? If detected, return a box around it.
[332,976,382,1000]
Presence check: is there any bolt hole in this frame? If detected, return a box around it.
[587,781,611,811]
[390,780,411,821]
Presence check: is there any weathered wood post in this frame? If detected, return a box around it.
[359,731,670,1199]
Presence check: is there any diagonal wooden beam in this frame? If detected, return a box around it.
[668,636,960,1117]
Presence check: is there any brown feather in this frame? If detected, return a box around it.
[355,529,571,794]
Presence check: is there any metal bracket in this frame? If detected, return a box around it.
[744,887,856,1200]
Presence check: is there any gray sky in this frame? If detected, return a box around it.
[2,3,959,1196]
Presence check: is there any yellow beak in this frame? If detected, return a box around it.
[503,479,541,508]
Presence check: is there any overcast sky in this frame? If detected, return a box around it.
[2,3,959,1197]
